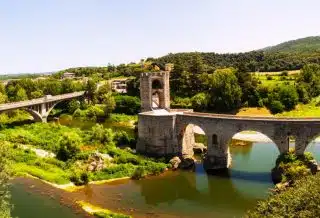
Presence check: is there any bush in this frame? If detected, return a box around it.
[246,173,320,217]
[89,124,114,145]
[278,85,299,110]
[57,132,82,161]
[131,166,146,180]
[268,100,285,114]
[70,169,90,186]
[280,71,289,76]
[113,95,141,115]
[191,93,209,111]
[266,75,273,80]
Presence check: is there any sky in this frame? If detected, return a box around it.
[0,0,319,74]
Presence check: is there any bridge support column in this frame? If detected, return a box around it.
[273,136,290,154]
[295,136,308,155]
[204,134,231,171]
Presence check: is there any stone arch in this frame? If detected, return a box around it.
[303,134,320,160]
[179,123,208,157]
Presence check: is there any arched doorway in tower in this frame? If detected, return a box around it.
[151,79,163,109]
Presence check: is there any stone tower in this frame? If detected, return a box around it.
[140,70,170,112]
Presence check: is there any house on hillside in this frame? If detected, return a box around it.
[111,78,129,93]
[62,72,75,79]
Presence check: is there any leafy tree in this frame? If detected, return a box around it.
[114,95,141,115]
[89,124,114,145]
[57,132,82,161]
[207,68,242,112]
[85,79,97,104]
[0,144,12,218]
[278,85,299,110]
[269,100,285,114]
[68,99,80,114]
[15,87,28,101]
[102,93,116,117]
[97,83,111,103]
[0,93,7,104]
[191,93,208,111]
[30,90,43,99]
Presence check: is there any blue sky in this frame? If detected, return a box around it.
[0,0,319,74]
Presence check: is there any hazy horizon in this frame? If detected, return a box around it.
[1,0,319,74]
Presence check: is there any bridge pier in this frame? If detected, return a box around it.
[204,134,231,171]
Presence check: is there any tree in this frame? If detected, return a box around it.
[269,100,285,114]
[278,85,299,110]
[89,124,114,145]
[85,79,97,104]
[191,93,208,111]
[0,93,7,104]
[0,144,12,218]
[102,93,116,117]
[97,83,111,103]
[68,99,80,114]
[207,68,242,112]
[57,132,82,161]
[30,90,43,99]
[15,87,28,101]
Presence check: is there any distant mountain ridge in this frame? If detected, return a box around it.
[261,36,320,54]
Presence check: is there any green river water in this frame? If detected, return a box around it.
[8,120,320,217]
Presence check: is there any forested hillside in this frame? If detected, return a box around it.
[263,36,320,54]
[155,36,320,72]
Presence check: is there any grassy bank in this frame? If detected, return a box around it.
[247,149,319,217]
[0,122,169,185]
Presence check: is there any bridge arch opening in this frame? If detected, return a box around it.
[305,135,320,161]
[228,130,279,175]
[181,123,207,158]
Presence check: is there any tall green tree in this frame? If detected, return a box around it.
[207,68,242,112]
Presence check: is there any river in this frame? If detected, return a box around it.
[8,122,320,217]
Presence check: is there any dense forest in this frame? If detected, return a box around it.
[155,36,320,72]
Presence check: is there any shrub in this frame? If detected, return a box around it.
[57,132,82,161]
[113,95,141,115]
[191,93,209,111]
[266,75,273,80]
[268,100,285,114]
[89,124,114,145]
[278,85,299,110]
[280,71,289,76]
[131,166,146,180]
[246,173,320,217]
[70,169,90,186]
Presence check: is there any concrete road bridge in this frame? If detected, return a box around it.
[0,91,85,122]
[136,71,320,170]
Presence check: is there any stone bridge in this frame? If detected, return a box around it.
[136,70,320,170]
[0,91,85,122]
[137,110,320,170]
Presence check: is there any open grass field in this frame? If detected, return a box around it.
[254,73,298,88]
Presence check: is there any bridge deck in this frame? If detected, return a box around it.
[182,111,320,122]
[0,91,85,111]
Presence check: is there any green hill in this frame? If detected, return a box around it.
[262,36,320,54]
[155,36,320,72]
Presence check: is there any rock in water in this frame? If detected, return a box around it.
[179,156,195,170]
[169,156,181,170]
